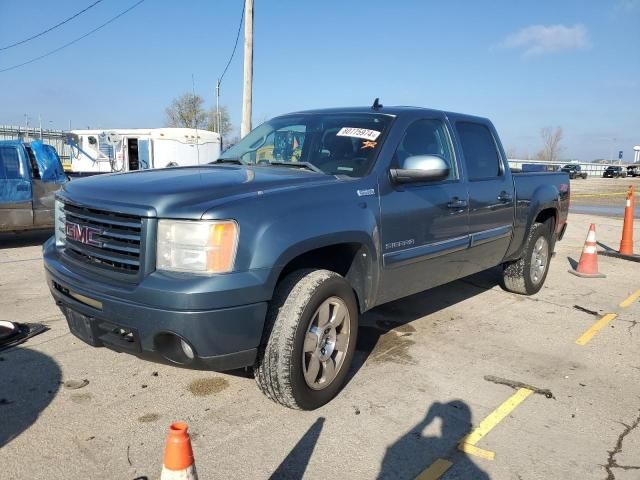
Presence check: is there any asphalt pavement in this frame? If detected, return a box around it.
[0,211,638,480]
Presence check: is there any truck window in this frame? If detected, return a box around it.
[456,122,502,180]
[24,146,41,179]
[393,119,458,180]
[0,146,23,180]
[219,113,392,177]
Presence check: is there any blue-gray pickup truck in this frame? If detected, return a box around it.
[43,105,569,409]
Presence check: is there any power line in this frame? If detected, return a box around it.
[0,0,145,74]
[0,0,105,52]
[219,1,245,82]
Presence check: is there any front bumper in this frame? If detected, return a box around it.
[43,238,269,371]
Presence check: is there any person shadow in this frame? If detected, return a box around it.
[0,346,62,447]
[377,400,490,480]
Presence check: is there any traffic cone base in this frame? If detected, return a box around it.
[568,268,606,278]
[569,224,606,278]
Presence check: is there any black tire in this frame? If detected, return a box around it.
[254,269,358,410]
[501,222,553,295]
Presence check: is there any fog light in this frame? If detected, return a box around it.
[180,339,194,360]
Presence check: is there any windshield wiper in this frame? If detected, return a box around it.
[213,158,243,165]
[267,161,324,174]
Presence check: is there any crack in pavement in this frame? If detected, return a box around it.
[604,409,640,480]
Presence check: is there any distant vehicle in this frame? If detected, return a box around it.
[602,166,627,178]
[626,165,639,177]
[65,128,221,177]
[0,140,66,232]
[45,104,570,409]
[561,164,587,179]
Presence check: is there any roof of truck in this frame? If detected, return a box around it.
[287,105,491,123]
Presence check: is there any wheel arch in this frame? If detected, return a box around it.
[269,237,378,314]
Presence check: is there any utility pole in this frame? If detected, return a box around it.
[241,0,253,138]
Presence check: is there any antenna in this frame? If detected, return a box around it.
[371,98,383,111]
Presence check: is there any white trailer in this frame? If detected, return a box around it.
[66,128,221,175]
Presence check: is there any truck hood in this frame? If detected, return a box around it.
[60,165,336,218]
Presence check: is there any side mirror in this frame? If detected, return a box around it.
[390,155,450,184]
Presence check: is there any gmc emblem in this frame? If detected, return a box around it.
[65,222,101,247]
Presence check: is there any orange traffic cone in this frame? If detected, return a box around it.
[161,422,198,480]
[569,224,606,278]
[619,185,635,256]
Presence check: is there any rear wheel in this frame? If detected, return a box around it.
[501,222,552,295]
[254,269,358,410]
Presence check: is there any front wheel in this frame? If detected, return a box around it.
[501,222,552,295]
[254,269,358,410]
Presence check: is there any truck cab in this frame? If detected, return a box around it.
[0,140,67,232]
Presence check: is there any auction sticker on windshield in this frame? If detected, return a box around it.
[336,127,381,141]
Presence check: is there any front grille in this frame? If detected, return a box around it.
[63,203,143,275]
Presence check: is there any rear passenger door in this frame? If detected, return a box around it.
[454,121,514,270]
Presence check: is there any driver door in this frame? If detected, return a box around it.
[378,118,469,304]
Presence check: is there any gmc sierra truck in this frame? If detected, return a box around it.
[44,105,569,410]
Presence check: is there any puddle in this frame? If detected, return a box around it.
[138,413,160,423]
[358,323,416,365]
[188,377,229,397]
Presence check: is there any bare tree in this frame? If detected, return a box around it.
[165,93,207,129]
[207,105,234,136]
[536,127,564,162]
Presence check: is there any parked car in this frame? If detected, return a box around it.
[626,165,639,177]
[603,166,627,178]
[1,140,67,232]
[43,105,570,409]
[561,164,587,179]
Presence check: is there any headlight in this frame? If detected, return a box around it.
[54,199,66,246]
[156,219,239,274]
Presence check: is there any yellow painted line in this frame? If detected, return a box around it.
[575,313,617,345]
[416,388,534,478]
[572,192,628,198]
[458,388,533,453]
[620,290,640,308]
[415,458,453,480]
[458,443,495,460]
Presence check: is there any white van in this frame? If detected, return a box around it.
[66,128,221,175]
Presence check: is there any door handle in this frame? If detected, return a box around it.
[497,191,513,202]
[447,198,468,209]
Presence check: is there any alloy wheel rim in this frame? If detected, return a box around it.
[302,297,350,390]
[530,236,549,285]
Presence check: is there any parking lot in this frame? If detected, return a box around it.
[1,191,639,479]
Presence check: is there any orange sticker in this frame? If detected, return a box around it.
[361,140,377,150]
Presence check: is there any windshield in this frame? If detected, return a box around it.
[219,113,392,177]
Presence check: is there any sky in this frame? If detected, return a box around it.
[0,0,639,162]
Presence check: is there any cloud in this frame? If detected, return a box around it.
[501,24,589,56]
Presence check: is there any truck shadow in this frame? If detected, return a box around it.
[0,346,62,447]
[350,268,502,382]
[0,230,52,249]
